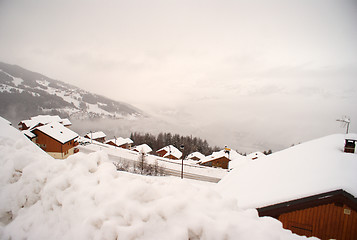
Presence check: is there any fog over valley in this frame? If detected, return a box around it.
[0,0,356,153]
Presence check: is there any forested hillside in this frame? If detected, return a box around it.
[130,132,221,157]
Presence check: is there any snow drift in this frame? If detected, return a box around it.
[0,117,312,240]
[217,133,357,209]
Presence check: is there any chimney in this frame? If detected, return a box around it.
[344,136,356,153]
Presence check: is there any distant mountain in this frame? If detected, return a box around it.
[0,61,143,122]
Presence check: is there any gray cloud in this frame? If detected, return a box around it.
[0,0,356,152]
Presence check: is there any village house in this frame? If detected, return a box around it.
[29,122,79,159]
[84,131,106,143]
[18,115,72,130]
[156,145,182,160]
[105,137,133,149]
[199,151,230,169]
[218,133,357,240]
[131,144,153,154]
[186,151,205,161]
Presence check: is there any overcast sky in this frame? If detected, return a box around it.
[1,0,356,152]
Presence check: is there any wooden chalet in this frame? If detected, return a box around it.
[105,137,133,149]
[156,145,182,160]
[199,153,230,169]
[186,152,205,161]
[30,122,79,159]
[84,131,106,143]
[218,133,357,240]
[18,115,71,130]
[258,189,357,240]
[131,144,153,154]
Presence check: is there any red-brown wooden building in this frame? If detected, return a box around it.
[30,122,79,159]
[156,145,182,160]
[217,134,357,240]
[199,155,230,169]
[84,131,106,143]
[258,190,357,240]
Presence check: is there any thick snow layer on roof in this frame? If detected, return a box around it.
[246,152,266,160]
[34,122,79,144]
[60,118,72,126]
[20,115,68,130]
[31,115,62,123]
[131,144,153,153]
[106,137,133,146]
[22,130,36,139]
[0,120,311,240]
[0,116,11,126]
[85,131,106,139]
[157,145,183,159]
[217,134,357,209]
[187,152,205,160]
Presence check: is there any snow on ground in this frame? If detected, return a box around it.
[79,141,228,179]
[217,134,357,209]
[0,117,313,240]
[0,84,24,93]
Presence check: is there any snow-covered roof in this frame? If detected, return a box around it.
[157,145,182,159]
[0,118,307,240]
[31,115,62,123]
[85,131,106,139]
[0,116,11,126]
[217,134,357,209]
[60,118,72,126]
[33,122,79,144]
[106,137,133,146]
[246,152,265,160]
[19,115,69,130]
[22,130,36,139]
[200,151,231,164]
[345,133,357,140]
[187,152,205,160]
[132,144,153,154]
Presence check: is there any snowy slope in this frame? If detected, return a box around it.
[0,61,142,121]
[217,134,357,209]
[0,116,313,240]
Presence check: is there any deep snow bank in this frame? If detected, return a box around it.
[0,118,312,240]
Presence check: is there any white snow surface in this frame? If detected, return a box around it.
[186,151,205,160]
[132,144,153,154]
[35,122,78,144]
[0,118,313,240]
[157,145,183,159]
[106,137,133,146]
[217,134,357,209]
[85,131,106,140]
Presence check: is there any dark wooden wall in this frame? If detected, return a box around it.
[33,130,74,153]
[279,203,357,240]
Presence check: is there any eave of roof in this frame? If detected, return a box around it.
[258,189,357,218]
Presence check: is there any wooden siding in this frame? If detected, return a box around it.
[278,203,357,240]
[32,129,76,159]
[201,156,230,169]
[156,149,167,157]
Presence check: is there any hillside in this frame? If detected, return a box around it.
[0,116,309,240]
[0,61,143,122]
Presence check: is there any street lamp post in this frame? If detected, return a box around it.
[180,145,184,179]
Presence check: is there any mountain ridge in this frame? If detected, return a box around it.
[0,61,143,122]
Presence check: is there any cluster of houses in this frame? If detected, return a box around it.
[82,129,233,169]
[19,115,79,159]
[9,114,357,239]
[17,115,234,169]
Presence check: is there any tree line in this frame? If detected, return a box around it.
[129,132,221,158]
